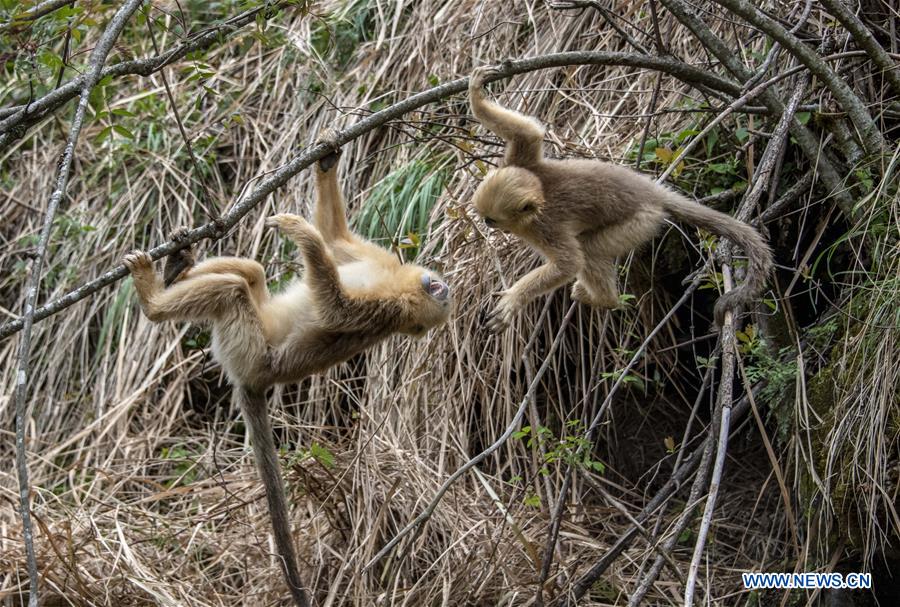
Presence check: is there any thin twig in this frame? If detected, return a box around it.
[633,0,668,173]
[10,3,145,606]
[742,0,812,90]
[143,4,216,213]
[683,292,737,606]
[0,0,74,32]
[742,73,810,216]
[547,1,651,54]
[0,1,300,145]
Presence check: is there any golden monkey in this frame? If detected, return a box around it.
[468,65,773,331]
[123,149,451,607]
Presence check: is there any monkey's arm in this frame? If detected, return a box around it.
[266,214,400,331]
[469,66,545,167]
[487,236,583,332]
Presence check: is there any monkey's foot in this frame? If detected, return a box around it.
[485,292,517,333]
[316,127,342,172]
[571,282,620,309]
[266,213,318,241]
[163,228,196,287]
[169,227,191,243]
[469,65,504,92]
[123,250,153,275]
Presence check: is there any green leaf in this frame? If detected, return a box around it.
[796,112,811,125]
[523,493,541,508]
[94,126,113,143]
[112,125,134,139]
[309,443,335,468]
[706,128,719,156]
[676,128,700,143]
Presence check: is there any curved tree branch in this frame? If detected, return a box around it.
[0,0,74,33]
[0,50,743,341]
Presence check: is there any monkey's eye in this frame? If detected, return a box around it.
[484,217,497,228]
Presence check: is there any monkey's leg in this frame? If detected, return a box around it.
[124,251,258,323]
[163,227,196,286]
[572,257,620,309]
[574,210,665,309]
[181,257,269,307]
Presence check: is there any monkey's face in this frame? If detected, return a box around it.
[399,268,452,337]
[473,167,544,235]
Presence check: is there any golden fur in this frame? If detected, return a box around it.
[469,65,773,330]
[123,155,451,606]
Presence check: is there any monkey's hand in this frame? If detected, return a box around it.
[316,127,342,172]
[469,65,504,96]
[485,291,517,333]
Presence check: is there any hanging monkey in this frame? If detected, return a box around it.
[124,145,451,607]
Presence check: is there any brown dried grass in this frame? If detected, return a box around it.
[2,1,897,605]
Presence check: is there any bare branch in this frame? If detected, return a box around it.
[683,301,737,605]
[0,0,74,32]
[660,0,858,218]
[10,3,145,606]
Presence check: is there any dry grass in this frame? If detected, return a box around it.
[1,1,898,605]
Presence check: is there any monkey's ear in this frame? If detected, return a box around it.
[520,200,540,214]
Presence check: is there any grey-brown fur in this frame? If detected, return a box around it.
[469,65,773,329]
[122,153,452,606]
[162,227,196,287]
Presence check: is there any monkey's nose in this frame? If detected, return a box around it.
[429,280,450,302]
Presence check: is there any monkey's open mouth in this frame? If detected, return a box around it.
[422,274,450,302]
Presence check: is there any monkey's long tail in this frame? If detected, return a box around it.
[235,386,311,607]
[662,193,774,325]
